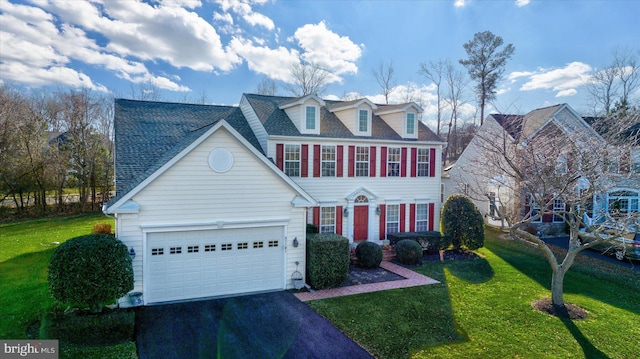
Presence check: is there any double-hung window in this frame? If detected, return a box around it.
[355,146,369,177]
[553,198,564,223]
[284,144,300,177]
[321,145,336,177]
[406,113,416,135]
[305,106,317,131]
[387,147,401,177]
[386,204,400,234]
[320,207,336,233]
[416,203,429,231]
[358,109,369,133]
[417,148,429,176]
[529,197,542,223]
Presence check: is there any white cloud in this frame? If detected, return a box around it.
[229,37,299,82]
[214,0,274,30]
[454,0,467,8]
[508,70,536,82]
[213,11,233,24]
[515,0,530,7]
[0,61,107,92]
[293,21,362,76]
[518,62,592,97]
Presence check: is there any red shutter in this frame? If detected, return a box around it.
[429,148,436,177]
[379,204,386,240]
[410,204,416,232]
[337,145,344,177]
[313,145,320,177]
[542,196,553,223]
[380,146,387,177]
[313,207,320,228]
[400,204,406,232]
[401,147,408,177]
[428,203,435,231]
[348,146,355,177]
[410,148,417,177]
[336,206,343,235]
[276,143,284,170]
[370,146,377,177]
[301,144,308,177]
[524,194,532,219]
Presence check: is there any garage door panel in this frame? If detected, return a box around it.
[145,226,285,303]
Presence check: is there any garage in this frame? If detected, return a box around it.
[145,226,285,304]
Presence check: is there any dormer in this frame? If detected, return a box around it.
[374,102,423,139]
[327,98,378,136]
[278,94,325,135]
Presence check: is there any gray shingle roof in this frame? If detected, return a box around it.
[490,104,565,142]
[108,99,261,207]
[243,93,443,142]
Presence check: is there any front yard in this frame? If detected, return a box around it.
[1,216,637,359]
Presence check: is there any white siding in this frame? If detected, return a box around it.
[116,127,307,306]
[239,95,269,154]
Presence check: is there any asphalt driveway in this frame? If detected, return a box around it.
[135,291,373,359]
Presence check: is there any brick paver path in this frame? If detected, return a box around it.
[294,261,439,302]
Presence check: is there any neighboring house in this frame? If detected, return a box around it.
[104,94,445,306]
[443,103,637,234]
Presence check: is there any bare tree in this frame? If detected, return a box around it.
[419,60,446,136]
[460,31,515,125]
[256,77,278,96]
[588,47,640,114]
[451,107,639,315]
[129,83,162,101]
[285,62,330,97]
[443,61,469,162]
[373,61,396,104]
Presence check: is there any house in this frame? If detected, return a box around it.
[443,103,640,235]
[104,94,445,306]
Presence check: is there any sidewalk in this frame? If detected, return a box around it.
[294,261,440,302]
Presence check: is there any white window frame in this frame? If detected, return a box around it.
[355,146,369,177]
[417,148,429,177]
[357,109,370,134]
[415,203,429,232]
[386,204,400,235]
[608,190,640,214]
[320,206,336,233]
[553,198,564,223]
[321,145,336,177]
[406,112,416,135]
[387,147,401,177]
[529,197,542,223]
[304,105,318,132]
[284,144,300,177]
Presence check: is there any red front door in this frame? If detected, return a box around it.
[354,205,369,241]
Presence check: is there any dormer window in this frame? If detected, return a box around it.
[406,112,416,135]
[305,106,317,131]
[358,109,369,133]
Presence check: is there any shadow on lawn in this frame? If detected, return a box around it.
[560,318,611,359]
[484,238,640,315]
[441,252,494,284]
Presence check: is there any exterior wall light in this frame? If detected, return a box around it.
[293,237,299,247]
[343,207,348,217]
[129,248,136,260]
[376,206,381,215]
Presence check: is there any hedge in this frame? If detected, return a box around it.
[387,231,445,253]
[306,233,349,289]
[355,241,383,268]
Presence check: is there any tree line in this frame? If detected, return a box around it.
[0,87,114,216]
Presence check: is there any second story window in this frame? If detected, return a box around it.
[387,147,401,177]
[406,112,416,135]
[305,106,317,130]
[322,145,336,177]
[417,148,429,176]
[355,146,369,177]
[358,109,369,132]
[284,144,300,177]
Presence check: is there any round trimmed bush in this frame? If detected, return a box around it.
[49,234,133,312]
[355,241,383,268]
[395,239,423,265]
[442,194,485,250]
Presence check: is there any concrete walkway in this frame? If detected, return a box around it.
[294,261,439,302]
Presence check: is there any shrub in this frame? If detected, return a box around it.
[306,223,319,234]
[387,231,445,253]
[355,241,383,268]
[40,306,134,346]
[306,233,349,289]
[92,222,112,235]
[395,239,423,265]
[441,194,485,250]
[48,234,134,312]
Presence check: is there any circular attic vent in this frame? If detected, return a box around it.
[208,148,234,173]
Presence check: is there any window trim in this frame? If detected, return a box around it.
[355,146,369,177]
[553,198,564,223]
[356,108,371,135]
[387,147,401,177]
[320,206,336,233]
[321,145,336,177]
[284,144,301,177]
[416,148,430,177]
[415,203,429,232]
[386,204,400,235]
[406,112,416,135]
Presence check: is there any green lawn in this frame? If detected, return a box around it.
[309,229,640,359]
[0,213,136,358]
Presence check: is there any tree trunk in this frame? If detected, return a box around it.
[551,267,569,317]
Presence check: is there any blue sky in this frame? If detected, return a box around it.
[1,0,639,127]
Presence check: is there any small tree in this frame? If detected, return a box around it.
[49,234,133,312]
[441,194,485,250]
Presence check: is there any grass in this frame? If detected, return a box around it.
[308,229,640,359]
[0,213,136,358]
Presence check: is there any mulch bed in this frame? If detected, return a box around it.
[340,264,405,287]
[531,298,589,320]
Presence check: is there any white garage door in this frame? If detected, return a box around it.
[145,226,284,304]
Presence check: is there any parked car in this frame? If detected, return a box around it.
[579,230,640,261]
